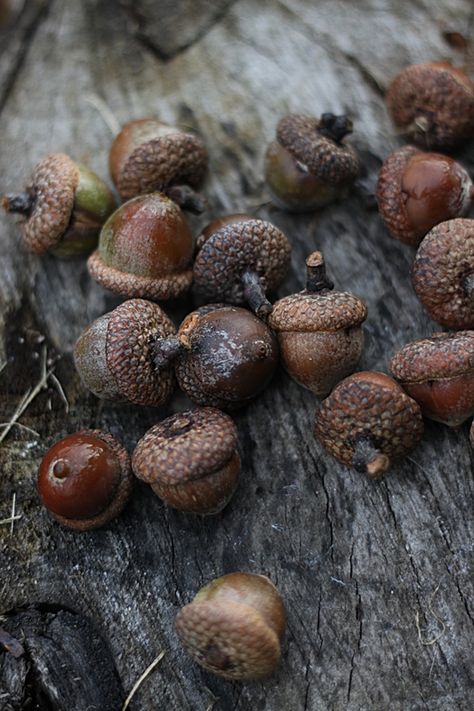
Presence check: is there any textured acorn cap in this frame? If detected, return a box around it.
[390,332,474,383]
[412,218,474,329]
[376,145,420,245]
[110,119,208,201]
[132,408,238,486]
[9,153,79,254]
[314,371,424,471]
[193,218,291,304]
[386,62,474,149]
[276,113,359,184]
[269,291,367,332]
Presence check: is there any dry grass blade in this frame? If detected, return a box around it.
[85,93,120,135]
[121,650,165,711]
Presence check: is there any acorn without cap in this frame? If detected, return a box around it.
[176,572,286,680]
[132,408,240,514]
[74,299,176,406]
[264,113,360,211]
[314,371,424,478]
[389,332,474,427]
[193,216,291,317]
[1,153,116,257]
[377,146,474,246]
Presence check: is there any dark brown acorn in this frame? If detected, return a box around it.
[264,113,359,211]
[109,118,208,209]
[176,572,286,680]
[412,218,474,329]
[74,299,176,406]
[389,332,474,426]
[37,430,132,531]
[132,408,240,514]
[154,305,279,410]
[268,252,367,396]
[377,146,473,246]
[314,371,424,478]
[386,62,474,150]
[193,217,291,318]
[1,154,116,257]
[88,193,194,301]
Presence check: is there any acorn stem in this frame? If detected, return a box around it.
[352,438,390,478]
[164,185,206,214]
[153,335,187,370]
[305,252,334,293]
[1,191,34,216]
[463,271,474,298]
[318,113,353,143]
[241,270,273,318]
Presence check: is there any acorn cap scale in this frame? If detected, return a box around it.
[269,291,367,332]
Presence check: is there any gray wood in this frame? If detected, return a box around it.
[0,0,473,709]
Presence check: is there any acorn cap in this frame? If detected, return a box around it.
[412,218,474,329]
[193,218,291,304]
[10,153,79,254]
[276,113,359,184]
[132,408,238,486]
[376,145,420,245]
[110,119,208,201]
[269,291,367,332]
[390,332,474,383]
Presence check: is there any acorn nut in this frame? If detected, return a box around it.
[386,62,474,150]
[1,153,116,257]
[377,146,473,246]
[193,216,291,318]
[264,113,360,211]
[176,572,286,680]
[74,299,176,406]
[412,218,474,329]
[109,118,208,210]
[37,430,132,531]
[268,251,367,396]
[132,408,240,514]
[314,371,424,477]
[88,193,194,301]
[154,304,279,410]
[389,332,474,426]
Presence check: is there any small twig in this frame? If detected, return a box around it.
[415,585,446,646]
[0,362,6,375]
[50,373,69,413]
[0,493,22,533]
[85,93,120,135]
[0,422,40,437]
[121,650,165,711]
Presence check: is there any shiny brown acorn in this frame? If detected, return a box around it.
[264,112,359,211]
[176,572,286,680]
[412,218,474,329]
[193,216,291,317]
[154,304,279,410]
[377,146,473,246]
[386,62,474,150]
[1,154,116,257]
[269,252,367,396]
[314,371,424,477]
[389,332,474,426]
[88,193,194,301]
[74,299,176,406]
[132,408,240,514]
[109,118,208,209]
[37,430,132,531]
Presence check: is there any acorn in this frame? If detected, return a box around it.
[74,299,176,406]
[176,572,286,680]
[264,113,360,211]
[268,252,367,397]
[314,371,424,477]
[412,218,474,329]
[109,118,208,209]
[389,332,474,427]
[132,408,240,514]
[386,62,474,150]
[377,146,474,246]
[88,193,194,301]
[37,430,132,531]
[193,216,291,318]
[1,154,116,257]
[154,305,279,410]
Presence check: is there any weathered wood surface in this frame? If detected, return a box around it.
[1,1,473,709]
